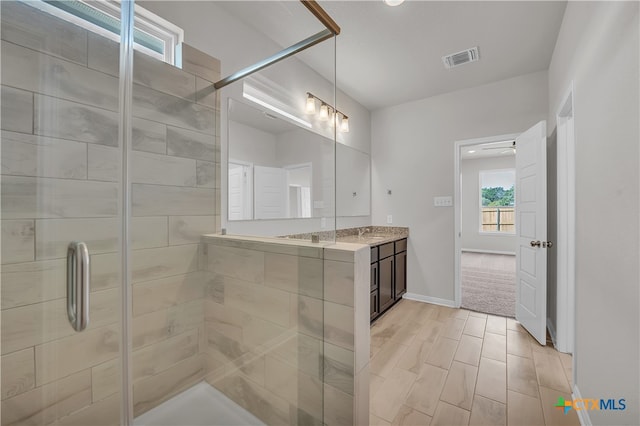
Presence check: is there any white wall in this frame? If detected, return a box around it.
[548,2,639,424]
[141,1,372,236]
[461,156,516,253]
[228,120,278,166]
[371,70,547,302]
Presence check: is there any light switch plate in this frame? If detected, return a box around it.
[387,215,393,224]
[434,196,453,207]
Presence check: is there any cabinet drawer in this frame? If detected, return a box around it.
[379,242,394,259]
[370,246,378,263]
[395,238,407,253]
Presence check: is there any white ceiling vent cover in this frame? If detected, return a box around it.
[442,47,480,69]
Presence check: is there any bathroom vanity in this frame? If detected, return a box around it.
[369,237,407,322]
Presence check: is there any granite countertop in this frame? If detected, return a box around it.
[336,226,409,246]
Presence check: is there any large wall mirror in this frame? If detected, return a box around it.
[227,98,370,221]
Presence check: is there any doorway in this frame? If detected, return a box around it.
[454,134,519,317]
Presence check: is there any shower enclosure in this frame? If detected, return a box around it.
[0,1,340,424]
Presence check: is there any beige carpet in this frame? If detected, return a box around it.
[461,252,515,318]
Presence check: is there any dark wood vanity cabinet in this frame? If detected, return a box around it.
[370,238,408,323]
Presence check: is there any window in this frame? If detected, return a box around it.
[26,0,184,65]
[479,169,515,233]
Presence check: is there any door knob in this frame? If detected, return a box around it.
[530,240,541,247]
[543,241,554,248]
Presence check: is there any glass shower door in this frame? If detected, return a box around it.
[1,1,126,424]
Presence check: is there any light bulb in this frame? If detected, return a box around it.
[340,116,349,132]
[319,104,329,121]
[329,110,336,127]
[306,94,316,114]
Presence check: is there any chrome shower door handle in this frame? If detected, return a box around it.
[67,241,90,331]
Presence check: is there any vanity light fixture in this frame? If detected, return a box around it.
[319,103,329,121]
[306,92,350,132]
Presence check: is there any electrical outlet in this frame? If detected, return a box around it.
[387,215,393,224]
[434,196,453,207]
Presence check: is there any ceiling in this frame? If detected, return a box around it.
[460,140,516,160]
[217,1,567,111]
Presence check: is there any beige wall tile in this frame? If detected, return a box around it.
[440,361,478,410]
[208,244,265,283]
[223,276,290,327]
[181,43,221,82]
[1,370,91,426]
[169,215,216,245]
[132,244,199,283]
[1,85,33,134]
[1,219,34,264]
[133,299,202,349]
[1,131,87,180]
[35,324,120,386]
[324,301,355,350]
[35,218,118,259]
[132,216,168,249]
[1,259,66,309]
[476,357,507,403]
[133,272,204,317]
[265,356,322,418]
[2,176,118,219]
[131,150,197,187]
[1,347,35,400]
[91,359,119,403]
[264,252,323,299]
[133,329,199,382]
[323,259,355,307]
[132,183,215,217]
[133,354,205,416]
[267,333,322,380]
[404,363,448,416]
[324,383,354,426]
[323,342,355,395]
[57,393,120,426]
[2,288,119,355]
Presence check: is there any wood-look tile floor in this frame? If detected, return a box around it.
[369,300,579,426]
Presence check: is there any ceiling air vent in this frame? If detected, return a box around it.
[442,47,480,69]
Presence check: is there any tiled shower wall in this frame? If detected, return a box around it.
[1,2,220,424]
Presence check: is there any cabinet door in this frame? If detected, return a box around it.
[379,256,394,311]
[395,251,407,299]
[371,263,378,291]
[370,290,379,320]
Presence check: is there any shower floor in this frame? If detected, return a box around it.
[133,382,265,426]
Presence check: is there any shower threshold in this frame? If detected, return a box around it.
[133,381,265,426]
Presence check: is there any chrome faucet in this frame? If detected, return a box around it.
[358,227,369,238]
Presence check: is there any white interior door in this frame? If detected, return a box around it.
[515,120,548,345]
[254,166,287,219]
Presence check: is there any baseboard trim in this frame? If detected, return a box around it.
[403,293,458,308]
[573,384,592,426]
[547,318,558,348]
[462,248,516,256]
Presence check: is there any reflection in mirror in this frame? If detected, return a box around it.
[227,97,370,221]
[227,98,329,221]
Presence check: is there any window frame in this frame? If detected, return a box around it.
[24,0,184,65]
[478,168,516,235]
